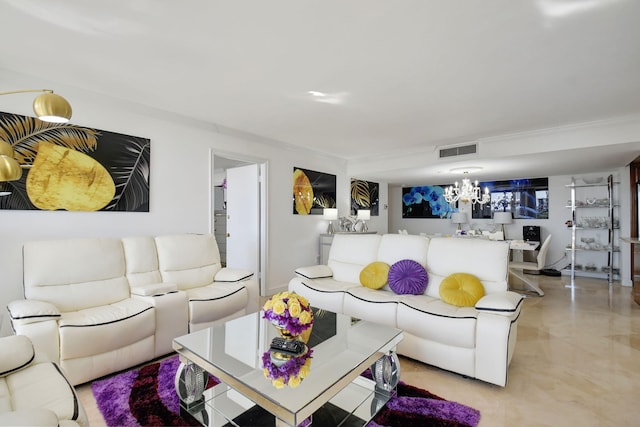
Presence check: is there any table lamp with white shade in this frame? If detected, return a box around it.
[356,209,370,232]
[493,211,513,240]
[323,208,338,234]
[450,212,467,231]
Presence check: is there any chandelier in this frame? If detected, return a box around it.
[444,172,490,206]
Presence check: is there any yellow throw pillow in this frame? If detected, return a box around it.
[439,273,485,307]
[360,262,390,289]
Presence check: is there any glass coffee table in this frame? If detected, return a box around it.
[173,308,403,427]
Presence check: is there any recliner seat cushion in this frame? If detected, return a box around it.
[398,296,478,348]
[343,287,401,326]
[4,361,83,425]
[59,299,155,360]
[186,283,248,324]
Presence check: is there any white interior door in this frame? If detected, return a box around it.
[226,164,260,284]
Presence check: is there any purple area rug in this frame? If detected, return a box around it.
[92,355,480,427]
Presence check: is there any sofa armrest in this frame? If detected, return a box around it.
[0,409,59,427]
[130,282,178,296]
[0,335,35,377]
[294,265,333,279]
[215,268,253,282]
[475,291,524,316]
[7,300,61,326]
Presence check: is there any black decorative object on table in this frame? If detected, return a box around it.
[270,337,307,356]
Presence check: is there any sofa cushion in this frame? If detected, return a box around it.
[377,234,429,266]
[122,236,163,287]
[155,234,222,290]
[439,273,485,307]
[388,259,428,295]
[23,237,129,312]
[359,262,390,289]
[327,234,382,283]
[425,237,510,298]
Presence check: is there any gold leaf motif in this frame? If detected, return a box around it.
[315,193,336,208]
[351,179,371,207]
[26,142,115,211]
[293,169,314,214]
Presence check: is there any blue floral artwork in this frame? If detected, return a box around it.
[402,185,453,218]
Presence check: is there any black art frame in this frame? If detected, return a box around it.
[350,178,379,216]
[0,111,150,212]
[292,167,336,215]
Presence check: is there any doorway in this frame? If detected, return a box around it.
[211,152,268,296]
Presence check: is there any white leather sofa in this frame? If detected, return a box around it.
[0,334,88,427]
[289,233,524,387]
[7,233,259,386]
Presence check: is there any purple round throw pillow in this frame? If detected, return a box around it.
[388,259,428,295]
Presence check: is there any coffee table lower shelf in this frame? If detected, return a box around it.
[181,374,394,427]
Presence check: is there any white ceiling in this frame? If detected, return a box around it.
[1,0,639,185]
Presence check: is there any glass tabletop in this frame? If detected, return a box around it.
[173,308,403,426]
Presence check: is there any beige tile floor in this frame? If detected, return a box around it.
[76,274,640,426]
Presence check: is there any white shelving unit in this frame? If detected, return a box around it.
[564,175,618,286]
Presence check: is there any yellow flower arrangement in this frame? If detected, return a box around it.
[262,348,313,389]
[263,291,314,336]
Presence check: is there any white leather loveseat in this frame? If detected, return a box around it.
[0,334,88,427]
[7,233,259,386]
[289,233,524,387]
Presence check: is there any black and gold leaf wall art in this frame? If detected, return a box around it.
[292,167,336,215]
[0,111,150,212]
[351,178,379,216]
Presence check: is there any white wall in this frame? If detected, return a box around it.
[0,70,356,336]
[389,169,631,286]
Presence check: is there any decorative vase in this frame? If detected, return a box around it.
[273,322,298,340]
[272,321,313,343]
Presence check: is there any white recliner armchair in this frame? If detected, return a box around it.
[0,335,88,427]
[9,237,157,386]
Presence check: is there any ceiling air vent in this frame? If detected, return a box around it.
[439,143,477,158]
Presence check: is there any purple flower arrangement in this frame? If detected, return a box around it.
[262,348,313,389]
[262,291,314,336]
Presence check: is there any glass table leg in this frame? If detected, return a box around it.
[370,351,400,393]
[175,360,208,412]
